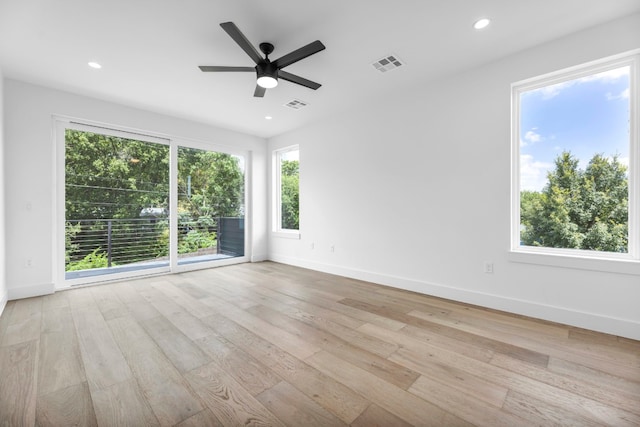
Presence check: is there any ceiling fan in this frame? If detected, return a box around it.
[199,22,326,97]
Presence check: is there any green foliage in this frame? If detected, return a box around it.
[65,130,170,220]
[65,222,82,263]
[520,151,628,252]
[178,148,244,219]
[281,160,299,230]
[178,230,217,254]
[65,132,245,271]
[66,248,111,271]
[153,222,217,256]
[153,223,171,258]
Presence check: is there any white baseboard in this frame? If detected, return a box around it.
[0,290,7,318]
[268,254,640,341]
[251,253,268,263]
[8,282,55,301]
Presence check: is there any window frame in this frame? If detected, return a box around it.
[272,144,300,239]
[510,51,640,273]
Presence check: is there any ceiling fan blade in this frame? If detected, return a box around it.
[279,71,321,90]
[220,22,264,65]
[254,85,266,97]
[199,66,255,72]
[273,40,325,69]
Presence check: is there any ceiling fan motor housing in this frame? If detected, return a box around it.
[256,62,278,79]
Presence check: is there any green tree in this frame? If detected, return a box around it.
[65,130,170,220]
[65,131,245,268]
[281,159,299,230]
[177,148,244,219]
[521,151,628,252]
[174,148,244,257]
[65,130,171,267]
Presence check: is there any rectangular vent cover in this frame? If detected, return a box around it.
[283,99,308,110]
[372,55,404,73]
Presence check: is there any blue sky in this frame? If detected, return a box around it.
[519,66,630,192]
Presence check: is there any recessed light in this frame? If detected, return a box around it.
[88,61,102,69]
[265,116,273,120]
[473,18,491,30]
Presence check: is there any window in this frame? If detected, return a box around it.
[273,145,300,236]
[511,52,639,265]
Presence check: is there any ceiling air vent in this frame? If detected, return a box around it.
[372,54,404,73]
[283,99,308,110]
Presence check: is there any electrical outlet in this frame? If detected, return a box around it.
[330,245,335,253]
[310,242,315,250]
[25,259,33,268]
[483,262,494,274]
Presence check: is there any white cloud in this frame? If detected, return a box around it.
[521,128,543,147]
[580,66,629,84]
[525,130,541,143]
[613,156,629,168]
[281,150,299,161]
[520,154,553,192]
[526,65,629,100]
[537,81,573,100]
[606,87,630,101]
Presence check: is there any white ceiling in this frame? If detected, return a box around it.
[1,1,639,138]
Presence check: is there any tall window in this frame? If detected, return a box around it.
[273,146,300,234]
[512,53,638,260]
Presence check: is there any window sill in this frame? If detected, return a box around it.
[272,231,301,240]
[508,249,640,276]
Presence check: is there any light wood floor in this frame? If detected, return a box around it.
[1,262,639,426]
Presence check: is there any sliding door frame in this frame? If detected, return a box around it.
[172,136,252,274]
[53,117,251,289]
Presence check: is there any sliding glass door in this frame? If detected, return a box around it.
[176,146,245,266]
[58,121,248,286]
[64,127,171,280]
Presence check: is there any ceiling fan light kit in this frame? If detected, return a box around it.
[257,75,278,89]
[256,48,279,88]
[199,22,325,97]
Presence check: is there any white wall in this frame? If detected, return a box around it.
[0,68,7,316]
[4,80,267,300]
[268,14,640,340]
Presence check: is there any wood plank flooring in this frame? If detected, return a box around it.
[1,261,639,426]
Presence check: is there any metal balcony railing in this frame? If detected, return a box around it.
[65,217,218,270]
[65,216,245,273]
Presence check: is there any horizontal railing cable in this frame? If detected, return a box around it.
[65,217,218,270]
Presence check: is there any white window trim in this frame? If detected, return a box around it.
[272,145,300,239]
[510,50,640,274]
